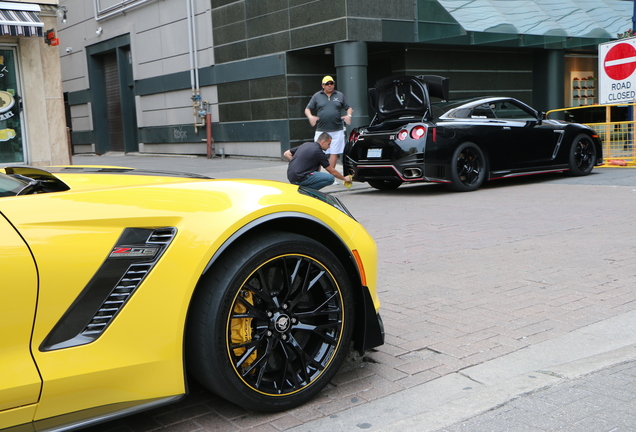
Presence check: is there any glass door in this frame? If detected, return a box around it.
[0,48,24,164]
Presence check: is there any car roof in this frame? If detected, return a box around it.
[432,97,537,120]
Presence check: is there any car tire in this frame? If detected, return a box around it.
[186,231,354,412]
[367,179,403,190]
[448,142,487,192]
[567,134,596,176]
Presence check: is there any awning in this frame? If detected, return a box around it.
[0,2,43,37]
[418,0,633,49]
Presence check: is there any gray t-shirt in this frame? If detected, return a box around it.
[287,141,330,183]
[306,90,351,132]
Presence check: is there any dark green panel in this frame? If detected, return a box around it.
[417,0,458,24]
[217,75,287,104]
[290,19,347,50]
[214,41,249,64]
[289,0,345,28]
[211,55,286,83]
[286,52,333,75]
[287,75,318,99]
[70,130,95,145]
[67,89,91,106]
[472,31,519,45]
[139,124,205,144]
[405,48,532,72]
[116,46,139,153]
[212,0,237,8]
[86,50,108,154]
[519,34,550,47]
[197,54,286,88]
[212,2,246,26]
[135,70,192,96]
[249,75,287,99]
[86,34,131,55]
[287,96,307,117]
[219,101,252,122]
[416,22,466,42]
[381,20,416,43]
[347,17,383,42]
[247,32,291,57]
[245,0,289,18]
[246,10,289,37]
[217,81,251,103]
[289,118,314,144]
[213,21,247,45]
[452,72,532,91]
[289,0,314,6]
[348,0,413,19]
[213,119,290,144]
[251,99,287,120]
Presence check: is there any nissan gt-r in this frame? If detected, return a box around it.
[344,75,603,192]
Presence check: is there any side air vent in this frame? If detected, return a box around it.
[40,227,178,351]
[148,227,177,244]
[81,263,153,336]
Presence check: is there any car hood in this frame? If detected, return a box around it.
[369,75,449,122]
[0,165,212,193]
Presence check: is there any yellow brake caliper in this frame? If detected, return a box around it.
[230,290,257,367]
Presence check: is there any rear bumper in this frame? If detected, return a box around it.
[345,155,450,184]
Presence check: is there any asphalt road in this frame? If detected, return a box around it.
[70,155,636,432]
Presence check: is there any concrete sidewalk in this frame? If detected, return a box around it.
[74,153,636,432]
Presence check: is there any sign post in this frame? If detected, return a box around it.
[599,37,636,162]
[599,37,636,104]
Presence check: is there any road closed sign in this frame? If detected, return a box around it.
[599,37,636,104]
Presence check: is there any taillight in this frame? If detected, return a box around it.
[349,129,360,143]
[410,125,427,140]
[396,126,427,141]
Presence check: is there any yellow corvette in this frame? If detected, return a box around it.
[0,166,383,431]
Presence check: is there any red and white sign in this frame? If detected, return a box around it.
[599,37,636,104]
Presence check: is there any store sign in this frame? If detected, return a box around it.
[599,37,636,104]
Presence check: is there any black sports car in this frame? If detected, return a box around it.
[344,75,603,191]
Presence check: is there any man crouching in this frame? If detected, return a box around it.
[284,132,352,191]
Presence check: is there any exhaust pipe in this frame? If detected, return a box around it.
[403,168,422,178]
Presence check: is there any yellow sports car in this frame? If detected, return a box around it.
[0,166,383,431]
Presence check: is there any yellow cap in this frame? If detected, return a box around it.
[322,75,334,84]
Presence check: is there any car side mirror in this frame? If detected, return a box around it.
[536,111,544,125]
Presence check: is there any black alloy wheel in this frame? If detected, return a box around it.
[187,231,354,412]
[448,142,487,192]
[568,134,596,176]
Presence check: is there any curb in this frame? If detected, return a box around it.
[287,309,636,432]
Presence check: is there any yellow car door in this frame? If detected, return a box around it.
[0,214,41,429]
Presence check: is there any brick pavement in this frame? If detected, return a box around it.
[73,155,636,432]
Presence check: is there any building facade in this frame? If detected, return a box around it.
[0,0,68,166]
[58,0,632,158]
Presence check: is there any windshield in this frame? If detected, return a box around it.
[0,172,28,197]
[431,99,481,120]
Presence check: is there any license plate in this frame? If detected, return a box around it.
[367,148,382,158]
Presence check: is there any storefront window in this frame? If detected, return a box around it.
[0,48,23,164]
